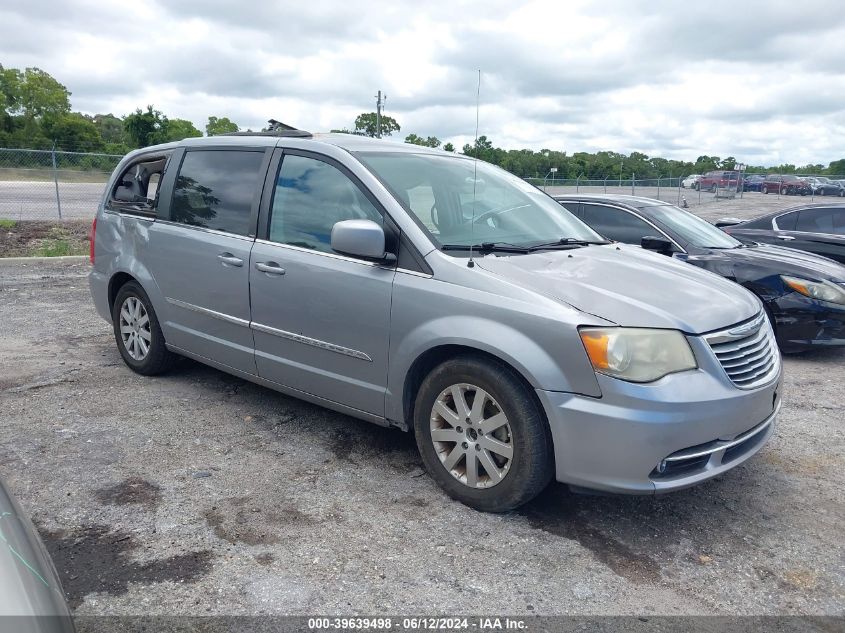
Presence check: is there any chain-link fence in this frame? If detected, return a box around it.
[2,147,844,222]
[0,148,122,220]
[525,175,845,208]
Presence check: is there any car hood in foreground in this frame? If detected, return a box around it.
[686,243,845,283]
[475,245,760,333]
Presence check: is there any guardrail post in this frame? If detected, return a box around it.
[657,176,661,200]
[51,142,63,219]
[631,173,635,196]
[576,174,580,193]
[604,176,608,193]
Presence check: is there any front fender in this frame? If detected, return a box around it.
[384,275,604,424]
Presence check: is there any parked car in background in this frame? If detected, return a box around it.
[743,174,766,192]
[716,204,845,264]
[90,131,782,510]
[804,176,844,197]
[761,175,811,196]
[681,174,700,188]
[554,194,845,351]
[0,475,74,631]
[696,170,740,192]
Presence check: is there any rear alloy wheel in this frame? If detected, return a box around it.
[781,186,789,195]
[819,189,825,196]
[112,281,176,375]
[762,185,769,194]
[414,356,553,512]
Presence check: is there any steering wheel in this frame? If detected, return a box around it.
[470,203,530,226]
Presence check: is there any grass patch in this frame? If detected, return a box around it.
[34,239,87,257]
[0,220,90,257]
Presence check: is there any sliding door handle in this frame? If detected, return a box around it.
[217,253,244,267]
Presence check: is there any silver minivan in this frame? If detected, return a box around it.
[89,131,782,511]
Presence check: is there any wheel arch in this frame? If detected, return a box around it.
[108,271,139,313]
[400,344,550,439]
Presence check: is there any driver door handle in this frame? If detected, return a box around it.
[255,261,286,275]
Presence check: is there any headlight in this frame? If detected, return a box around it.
[579,327,697,383]
[781,275,845,305]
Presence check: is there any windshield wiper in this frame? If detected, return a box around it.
[441,242,530,253]
[527,237,611,251]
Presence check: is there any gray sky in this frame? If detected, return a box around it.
[2,0,844,165]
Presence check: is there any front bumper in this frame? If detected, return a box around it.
[536,345,782,494]
[772,294,845,348]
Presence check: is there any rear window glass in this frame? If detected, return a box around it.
[170,150,265,236]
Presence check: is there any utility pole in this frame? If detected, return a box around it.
[375,90,386,138]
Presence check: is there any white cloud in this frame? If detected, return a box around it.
[1,0,844,165]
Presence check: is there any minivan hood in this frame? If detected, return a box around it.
[475,245,759,333]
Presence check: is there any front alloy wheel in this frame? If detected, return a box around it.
[430,384,513,489]
[413,356,553,512]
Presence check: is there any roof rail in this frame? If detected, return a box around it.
[220,120,312,138]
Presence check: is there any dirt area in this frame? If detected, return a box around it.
[0,259,843,620]
[0,220,90,257]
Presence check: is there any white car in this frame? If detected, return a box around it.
[682,174,701,189]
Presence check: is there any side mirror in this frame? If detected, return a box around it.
[331,219,395,262]
[641,235,674,254]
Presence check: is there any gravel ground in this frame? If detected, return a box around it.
[0,247,843,617]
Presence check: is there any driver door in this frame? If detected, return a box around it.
[249,151,397,416]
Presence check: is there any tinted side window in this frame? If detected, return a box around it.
[743,215,775,230]
[774,211,798,230]
[796,208,845,234]
[170,150,265,236]
[580,204,657,244]
[269,154,382,253]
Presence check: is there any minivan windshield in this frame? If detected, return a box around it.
[357,152,604,250]
[643,205,743,249]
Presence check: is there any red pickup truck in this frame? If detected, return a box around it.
[695,170,741,192]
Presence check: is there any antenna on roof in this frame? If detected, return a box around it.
[468,70,481,269]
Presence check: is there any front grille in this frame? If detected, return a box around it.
[704,312,779,389]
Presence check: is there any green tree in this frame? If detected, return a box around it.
[828,159,845,175]
[42,112,104,152]
[91,114,128,145]
[206,115,239,136]
[162,118,202,142]
[354,112,400,137]
[443,142,455,152]
[124,105,168,148]
[15,67,71,119]
[405,133,440,148]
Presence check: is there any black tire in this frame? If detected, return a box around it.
[781,186,789,196]
[413,355,553,512]
[112,281,176,375]
[762,185,768,194]
[694,182,700,191]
